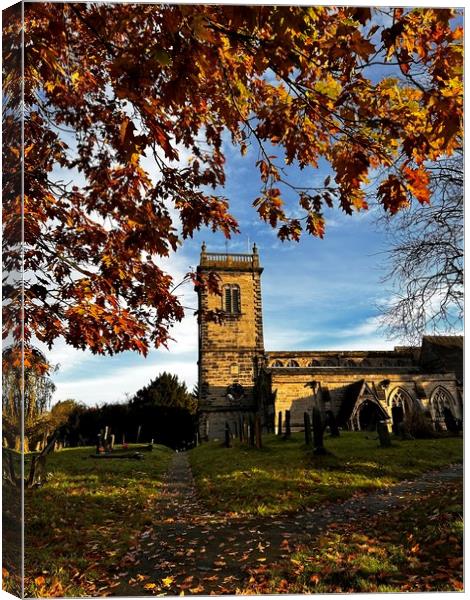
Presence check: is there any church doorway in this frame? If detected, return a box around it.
[357,399,387,431]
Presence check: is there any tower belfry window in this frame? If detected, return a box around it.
[223,284,241,314]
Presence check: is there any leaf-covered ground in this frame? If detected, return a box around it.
[189,432,463,515]
[12,433,463,597]
[22,445,172,597]
[243,480,463,593]
[111,452,462,597]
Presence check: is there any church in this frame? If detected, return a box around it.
[196,244,463,440]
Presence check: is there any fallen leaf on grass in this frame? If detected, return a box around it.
[144,583,157,590]
[34,576,46,586]
[162,576,174,588]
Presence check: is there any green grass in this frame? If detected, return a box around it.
[189,431,462,516]
[23,444,172,597]
[243,480,463,593]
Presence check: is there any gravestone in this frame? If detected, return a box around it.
[283,410,291,439]
[224,422,232,448]
[377,420,391,447]
[397,421,414,440]
[277,411,282,437]
[443,407,458,433]
[254,415,262,449]
[249,415,255,447]
[304,412,312,445]
[312,406,327,455]
[243,416,248,442]
[326,410,340,437]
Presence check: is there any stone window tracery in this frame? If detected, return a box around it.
[430,387,454,419]
[390,388,411,411]
[308,359,320,367]
[271,360,283,367]
[287,359,300,367]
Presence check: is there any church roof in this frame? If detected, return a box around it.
[419,336,463,383]
[336,379,365,425]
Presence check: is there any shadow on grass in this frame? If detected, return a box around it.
[23,444,173,597]
[190,432,462,515]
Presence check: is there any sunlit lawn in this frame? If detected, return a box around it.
[189,431,463,516]
[243,479,463,593]
[24,445,172,597]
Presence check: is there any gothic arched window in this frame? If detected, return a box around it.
[223,284,240,314]
[390,388,412,411]
[271,360,283,367]
[308,359,320,367]
[430,387,454,419]
[287,359,300,367]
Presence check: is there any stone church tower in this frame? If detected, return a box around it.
[196,243,265,439]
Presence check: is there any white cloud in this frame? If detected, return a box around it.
[53,358,197,406]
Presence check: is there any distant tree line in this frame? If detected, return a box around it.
[2,357,198,451]
[56,372,198,450]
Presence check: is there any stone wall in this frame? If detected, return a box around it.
[270,368,461,431]
[197,249,265,439]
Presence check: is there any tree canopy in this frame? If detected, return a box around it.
[2,4,463,357]
[131,372,197,415]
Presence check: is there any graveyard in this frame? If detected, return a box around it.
[189,431,463,516]
[19,431,462,596]
[22,445,172,597]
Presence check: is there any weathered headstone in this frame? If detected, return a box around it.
[326,410,340,437]
[224,422,232,448]
[304,412,312,445]
[283,410,291,439]
[277,411,282,437]
[136,424,142,443]
[242,416,248,442]
[377,420,391,447]
[397,421,413,440]
[312,406,327,455]
[254,415,262,449]
[443,407,458,434]
[249,415,255,447]
[110,434,115,450]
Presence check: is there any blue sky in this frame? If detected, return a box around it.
[48,136,412,406]
[42,4,463,406]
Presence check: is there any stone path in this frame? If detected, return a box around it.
[112,453,462,596]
